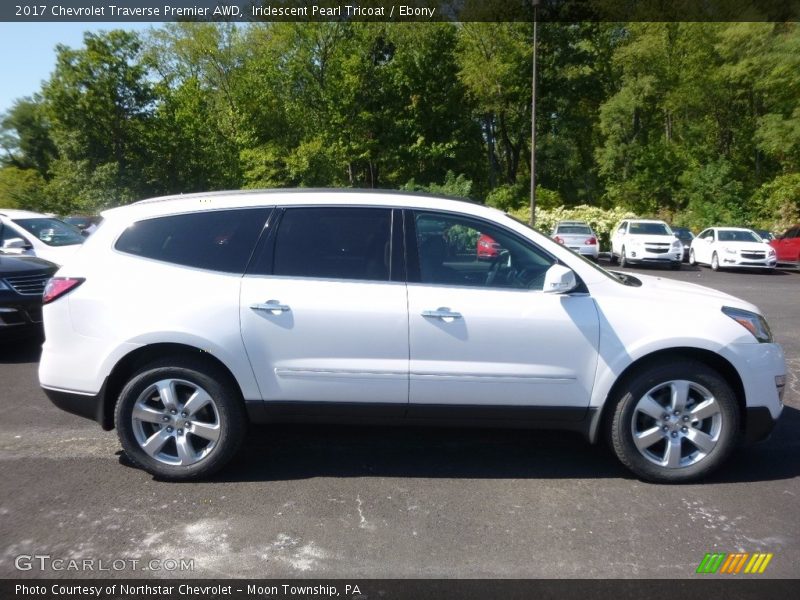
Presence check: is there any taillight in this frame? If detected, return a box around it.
[554,236,564,244]
[586,237,597,245]
[43,277,85,304]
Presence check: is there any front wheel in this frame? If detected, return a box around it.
[608,361,739,483]
[619,246,628,268]
[689,249,696,266]
[115,357,246,481]
[711,252,720,271]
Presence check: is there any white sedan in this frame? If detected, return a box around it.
[690,227,777,271]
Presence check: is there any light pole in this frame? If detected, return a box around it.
[530,0,540,227]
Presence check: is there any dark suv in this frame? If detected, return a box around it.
[0,255,57,340]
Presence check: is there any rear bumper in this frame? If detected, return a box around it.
[42,383,112,430]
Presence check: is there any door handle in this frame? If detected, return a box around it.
[421,307,462,320]
[250,300,291,314]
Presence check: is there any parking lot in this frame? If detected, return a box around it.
[0,262,798,579]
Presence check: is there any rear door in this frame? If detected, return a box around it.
[240,206,409,413]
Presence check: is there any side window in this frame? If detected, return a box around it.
[115,208,271,274]
[272,207,392,281]
[0,222,24,244]
[413,211,555,290]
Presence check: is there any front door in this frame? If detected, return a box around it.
[406,210,599,416]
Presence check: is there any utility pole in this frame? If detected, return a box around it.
[530,0,540,227]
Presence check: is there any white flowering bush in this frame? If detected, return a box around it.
[509,205,639,250]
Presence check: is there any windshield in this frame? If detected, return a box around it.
[556,225,592,235]
[629,222,671,235]
[13,218,85,247]
[718,230,761,243]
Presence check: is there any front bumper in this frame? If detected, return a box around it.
[0,295,45,339]
[745,406,778,443]
[627,248,682,263]
[720,255,777,269]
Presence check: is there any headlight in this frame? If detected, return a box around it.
[722,247,737,254]
[722,306,773,343]
[768,248,776,257]
[672,240,682,248]
[0,280,9,291]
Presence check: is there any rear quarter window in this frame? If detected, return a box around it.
[115,208,271,274]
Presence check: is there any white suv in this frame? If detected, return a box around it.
[39,191,786,482]
[611,219,683,269]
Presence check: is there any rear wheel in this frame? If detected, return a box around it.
[608,361,739,483]
[115,357,246,480]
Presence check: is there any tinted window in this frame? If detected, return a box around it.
[273,208,392,281]
[413,211,554,290]
[629,222,671,235]
[717,230,760,243]
[115,208,270,273]
[13,218,84,247]
[556,224,592,235]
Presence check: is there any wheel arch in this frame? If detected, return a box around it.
[590,347,745,443]
[99,343,246,430]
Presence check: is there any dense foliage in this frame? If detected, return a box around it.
[1,22,798,231]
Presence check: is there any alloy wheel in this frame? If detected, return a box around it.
[630,379,722,469]
[131,378,221,466]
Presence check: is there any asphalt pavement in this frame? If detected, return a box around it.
[1,262,798,579]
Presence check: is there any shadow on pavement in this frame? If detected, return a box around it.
[138,405,797,484]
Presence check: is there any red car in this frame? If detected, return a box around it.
[476,233,501,259]
[770,225,800,264]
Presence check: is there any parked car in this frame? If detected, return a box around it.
[770,225,800,266]
[690,227,777,271]
[0,209,85,265]
[0,254,57,341]
[39,190,785,483]
[670,226,695,262]
[551,220,599,262]
[610,219,683,269]
[64,215,102,236]
[753,229,775,242]
[476,233,502,260]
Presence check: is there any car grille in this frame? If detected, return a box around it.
[4,273,51,296]
[741,251,766,260]
[645,243,670,254]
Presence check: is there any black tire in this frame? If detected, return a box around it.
[711,252,720,271]
[608,360,739,483]
[609,252,619,265]
[619,246,628,268]
[114,356,247,481]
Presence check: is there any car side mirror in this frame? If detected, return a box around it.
[2,237,30,250]
[543,264,578,294]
